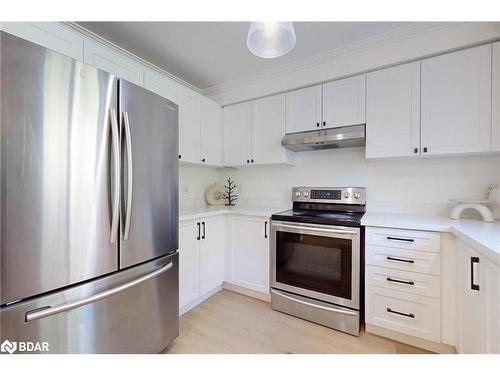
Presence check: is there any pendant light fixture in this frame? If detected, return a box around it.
[246,22,296,59]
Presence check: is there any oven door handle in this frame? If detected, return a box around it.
[272,290,358,316]
[273,223,358,235]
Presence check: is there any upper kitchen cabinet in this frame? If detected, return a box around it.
[0,22,84,61]
[252,94,293,165]
[177,85,202,163]
[322,75,366,129]
[83,39,144,86]
[200,97,223,167]
[492,43,500,152]
[421,44,492,156]
[366,62,421,159]
[144,68,178,104]
[223,102,252,166]
[285,85,322,133]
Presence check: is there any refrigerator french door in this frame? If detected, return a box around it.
[0,32,179,353]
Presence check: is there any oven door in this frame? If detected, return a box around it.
[271,220,360,310]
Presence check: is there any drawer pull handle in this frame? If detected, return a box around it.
[387,236,414,242]
[387,308,415,319]
[387,277,414,285]
[386,256,415,264]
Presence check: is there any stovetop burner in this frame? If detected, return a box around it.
[271,209,364,227]
[271,186,366,227]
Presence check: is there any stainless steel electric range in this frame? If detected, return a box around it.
[270,187,366,336]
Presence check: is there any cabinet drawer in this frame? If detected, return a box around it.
[366,227,441,253]
[365,265,441,298]
[366,285,441,342]
[366,245,441,275]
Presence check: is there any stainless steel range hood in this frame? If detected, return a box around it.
[281,124,365,152]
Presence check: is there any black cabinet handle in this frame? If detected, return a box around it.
[386,256,414,264]
[322,121,326,127]
[423,147,428,153]
[251,159,254,163]
[202,221,206,240]
[178,154,181,159]
[471,256,480,291]
[202,158,206,163]
[316,122,320,127]
[387,236,414,243]
[413,148,418,154]
[387,277,414,286]
[264,221,268,239]
[197,222,200,241]
[387,308,415,319]
[247,160,250,163]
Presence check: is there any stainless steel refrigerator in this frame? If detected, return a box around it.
[0,32,179,354]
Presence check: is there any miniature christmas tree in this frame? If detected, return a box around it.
[222,178,238,206]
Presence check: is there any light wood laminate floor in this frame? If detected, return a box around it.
[166,290,431,354]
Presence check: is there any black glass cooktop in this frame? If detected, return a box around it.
[271,209,364,227]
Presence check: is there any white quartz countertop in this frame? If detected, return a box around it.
[179,205,290,222]
[362,212,500,266]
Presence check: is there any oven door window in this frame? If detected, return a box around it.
[275,231,352,300]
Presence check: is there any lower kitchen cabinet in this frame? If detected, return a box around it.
[226,215,270,294]
[179,215,225,314]
[456,240,500,354]
[199,216,225,294]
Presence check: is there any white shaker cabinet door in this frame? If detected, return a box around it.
[199,216,225,295]
[252,94,289,165]
[492,42,500,152]
[483,260,500,354]
[0,22,84,61]
[222,102,252,166]
[226,216,270,294]
[366,62,421,159]
[179,221,200,310]
[200,97,223,167]
[322,75,366,129]
[83,39,144,86]
[285,85,322,134]
[456,241,483,353]
[177,86,201,163]
[421,45,492,156]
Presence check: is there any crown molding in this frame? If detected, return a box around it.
[201,22,459,99]
[62,22,202,93]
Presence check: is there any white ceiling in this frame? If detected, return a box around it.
[77,22,414,90]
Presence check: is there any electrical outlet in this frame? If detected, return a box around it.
[183,185,189,194]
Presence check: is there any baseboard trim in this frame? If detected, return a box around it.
[179,284,223,316]
[365,323,457,354]
[223,282,271,302]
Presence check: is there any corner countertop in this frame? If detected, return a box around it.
[179,205,290,222]
[361,212,500,266]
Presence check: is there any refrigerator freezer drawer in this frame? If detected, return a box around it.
[0,252,179,354]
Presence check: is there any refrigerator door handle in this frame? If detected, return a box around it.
[123,111,133,241]
[25,260,175,322]
[109,108,120,244]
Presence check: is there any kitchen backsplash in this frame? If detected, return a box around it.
[180,149,500,218]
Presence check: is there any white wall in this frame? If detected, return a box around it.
[216,149,500,217]
[179,164,219,208]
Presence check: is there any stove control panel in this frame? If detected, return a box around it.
[292,187,366,205]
